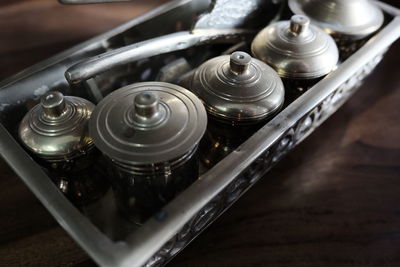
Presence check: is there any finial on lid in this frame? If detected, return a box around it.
[289,15,310,35]
[229,51,252,75]
[134,92,159,119]
[41,91,66,118]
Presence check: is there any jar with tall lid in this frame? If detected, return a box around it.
[289,0,384,59]
[189,51,285,169]
[89,82,207,223]
[251,15,339,101]
[18,91,109,205]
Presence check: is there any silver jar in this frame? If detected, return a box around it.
[190,51,285,168]
[19,91,109,205]
[252,15,339,100]
[89,82,207,223]
[289,0,384,59]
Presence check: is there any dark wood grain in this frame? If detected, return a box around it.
[0,1,167,266]
[0,0,169,79]
[170,40,400,266]
[0,1,399,267]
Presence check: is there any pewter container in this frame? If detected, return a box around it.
[89,82,207,222]
[0,1,399,266]
[190,51,285,168]
[289,0,385,58]
[18,91,108,205]
[252,15,339,100]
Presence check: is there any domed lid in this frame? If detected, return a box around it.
[251,15,339,80]
[19,91,95,160]
[289,0,384,40]
[89,82,207,165]
[191,51,285,123]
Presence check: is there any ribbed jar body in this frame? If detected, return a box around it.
[108,147,198,223]
[89,82,208,222]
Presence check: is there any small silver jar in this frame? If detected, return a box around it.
[190,51,285,168]
[252,15,339,100]
[89,82,207,222]
[19,91,109,205]
[289,0,384,59]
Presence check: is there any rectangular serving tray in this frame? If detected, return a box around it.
[0,1,399,266]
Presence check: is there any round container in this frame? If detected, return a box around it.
[89,82,207,222]
[288,0,384,58]
[19,91,109,205]
[251,15,339,99]
[190,51,285,168]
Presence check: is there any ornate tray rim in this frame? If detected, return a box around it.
[0,1,399,267]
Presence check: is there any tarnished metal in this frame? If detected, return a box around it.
[89,82,207,221]
[90,82,207,164]
[191,51,285,122]
[289,0,384,41]
[252,15,339,80]
[0,1,398,267]
[64,0,284,84]
[19,91,95,163]
[18,91,108,204]
[288,0,384,58]
[190,51,285,168]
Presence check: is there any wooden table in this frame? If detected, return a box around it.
[0,1,399,266]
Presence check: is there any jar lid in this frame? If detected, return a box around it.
[289,0,384,40]
[251,15,339,80]
[191,51,285,123]
[89,82,207,165]
[19,91,95,160]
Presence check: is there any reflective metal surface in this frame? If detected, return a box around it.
[90,81,207,222]
[65,29,253,84]
[252,15,339,80]
[191,51,284,169]
[0,1,399,267]
[289,0,384,40]
[18,91,109,205]
[89,82,207,164]
[64,0,284,84]
[19,91,95,160]
[191,51,285,122]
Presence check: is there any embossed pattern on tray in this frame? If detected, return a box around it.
[143,51,386,267]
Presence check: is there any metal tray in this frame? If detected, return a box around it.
[0,1,399,266]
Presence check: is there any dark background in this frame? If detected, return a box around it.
[0,1,399,266]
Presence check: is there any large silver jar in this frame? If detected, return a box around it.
[19,91,109,205]
[190,51,285,168]
[289,0,384,58]
[89,82,207,223]
[252,15,339,100]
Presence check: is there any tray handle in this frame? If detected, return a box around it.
[64,29,253,85]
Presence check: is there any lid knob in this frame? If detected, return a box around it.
[132,91,167,127]
[134,92,159,119]
[41,91,66,118]
[289,15,310,35]
[229,51,252,75]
